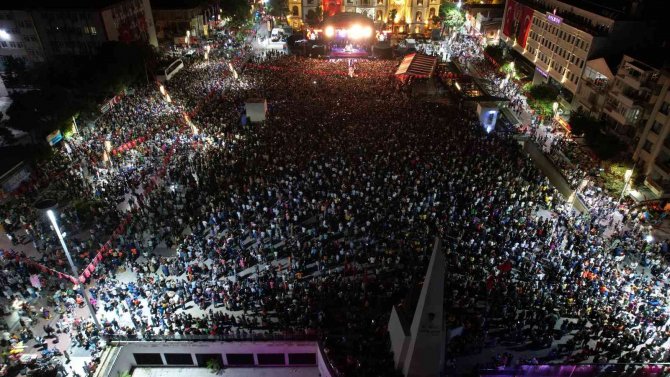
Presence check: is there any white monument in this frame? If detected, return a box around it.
[388,238,446,377]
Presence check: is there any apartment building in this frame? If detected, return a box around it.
[0,10,45,67]
[152,0,221,43]
[464,4,504,46]
[573,56,617,116]
[0,0,157,68]
[500,0,650,105]
[630,60,670,196]
[302,0,441,34]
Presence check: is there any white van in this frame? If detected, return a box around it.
[270,28,283,42]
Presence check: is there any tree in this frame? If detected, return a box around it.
[0,126,17,145]
[570,109,624,160]
[268,0,288,17]
[221,0,251,21]
[306,6,323,26]
[484,44,505,65]
[526,84,558,117]
[528,84,558,102]
[2,56,28,87]
[440,2,464,32]
[3,88,84,144]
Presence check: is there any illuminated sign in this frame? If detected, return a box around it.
[535,67,548,78]
[547,13,562,25]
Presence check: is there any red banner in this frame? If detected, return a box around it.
[502,0,517,39]
[517,4,533,48]
[502,0,534,48]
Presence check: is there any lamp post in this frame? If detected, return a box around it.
[619,169,634,203]
[46,209,101,329]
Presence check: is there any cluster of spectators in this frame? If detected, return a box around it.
[1,20,670,377]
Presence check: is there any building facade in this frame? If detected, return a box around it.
[603,56,662,140]
[152,0,218,43]
[302,0,441,34]
[631,64,670,196]
[574,56,616,117]
[0,10,45,67]
[500,0,649,106]
[464,4,503,46]
[0,0,157,68]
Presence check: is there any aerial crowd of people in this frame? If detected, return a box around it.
[1,18,670,377]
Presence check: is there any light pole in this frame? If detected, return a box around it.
[46,209,101,329]
[619,169,633,203]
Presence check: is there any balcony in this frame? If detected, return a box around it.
[655,161,670,177]
[610,89,634,108]
[621,72,642,90]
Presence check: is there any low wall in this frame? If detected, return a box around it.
[522,139,588,213]
[100,340,333,377]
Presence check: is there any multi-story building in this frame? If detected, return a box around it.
[152,0,218,43]
[602,55,663,140]
[0,10,45,67]
[500,0,651,107]
[630,59,670,196]
[464,3,504,46]
[0,0,157,68]
[573,55,617,116]
[302,0,441,34]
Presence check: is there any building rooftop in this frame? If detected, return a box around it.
[626,47,670,71]
[551,0,631,19]
[150,0,205,10]
[3,0,130,10]
[515,0,620,36]
[132,367,319,377]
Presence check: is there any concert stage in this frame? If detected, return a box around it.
[329,46,370,58]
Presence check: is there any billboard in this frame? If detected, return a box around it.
[502,0,534,48]
[46,130,63,146]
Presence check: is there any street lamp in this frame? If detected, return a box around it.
[619,168,634,203]
[46,209,101,329]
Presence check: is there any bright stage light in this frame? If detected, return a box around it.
[363,26,373,38]
[349,24,363,40]
[325,26,335,38]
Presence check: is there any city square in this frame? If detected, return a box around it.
[1,0,670,376]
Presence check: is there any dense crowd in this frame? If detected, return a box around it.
[1,21,670,377]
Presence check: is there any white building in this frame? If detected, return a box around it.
[500,0,650,108]
[629,57,670,196]
[0,10,45,67]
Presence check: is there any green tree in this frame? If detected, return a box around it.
[528,84,558,102]
[484,45,504,63]
[440,2,464,32]
[570,109,624,160]
[526,84,558,117]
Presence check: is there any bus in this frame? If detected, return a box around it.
[157,59,184,83]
